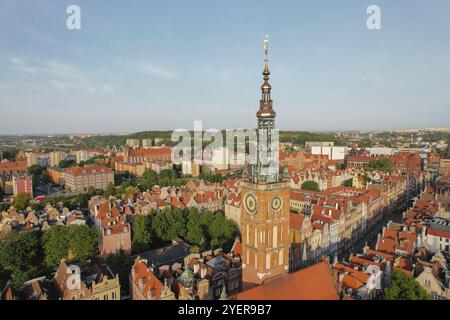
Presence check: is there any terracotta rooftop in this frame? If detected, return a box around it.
[236,261,339,300]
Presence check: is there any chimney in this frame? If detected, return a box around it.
[200,267,207,279]
[193,263,200,274]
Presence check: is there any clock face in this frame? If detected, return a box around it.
[244,192,258,215]
[271,196,283,212]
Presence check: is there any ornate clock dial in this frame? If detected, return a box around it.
[244,192,258,214]
[271,196,283,211]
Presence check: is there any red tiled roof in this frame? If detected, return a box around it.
[427,227,450,239]
[133,259,163,298]
[66,166,112,175]
[237,261,339,300]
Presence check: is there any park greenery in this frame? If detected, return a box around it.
[131,207,239,254]
[301,180,321,192]
[364,158,393,173]
[384,269,430,300]
[280,131,346,147]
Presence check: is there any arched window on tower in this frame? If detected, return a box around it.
[272,226,277,249]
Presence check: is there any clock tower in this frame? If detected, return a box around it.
[241,36,290,286]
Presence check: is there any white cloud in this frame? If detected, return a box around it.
[3,56,113,95]
[137,63,179,79]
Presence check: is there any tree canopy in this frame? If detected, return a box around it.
[58,159,76,168]
[42,225,70,267]
[68,225,99,261]
[43,225,99,267]
[12,192,31,211]
[365,158,393,173]
[132,215,153,253]
[27,164,45,176]
[131,207,239,253]
[384,269,430,300]
[301,180,321,192]
[106,250,134,296]
[0,230,44,286]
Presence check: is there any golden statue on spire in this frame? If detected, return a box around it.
[264,35,269,50]
[264,35,269,62]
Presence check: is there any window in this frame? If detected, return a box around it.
[424,279,431,287]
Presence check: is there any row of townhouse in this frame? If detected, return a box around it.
[289,175,410,272]
[332,179,450,300]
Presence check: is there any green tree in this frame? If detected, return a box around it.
[152,209,171,241]
[105,182,117,198]
[301,180,321,192]
[384,269,431,300]
[132,215,152,253]
[343,178,353,187]
[138,169,158,190]
[0,230,44,286]
[119,181,133,195]
[105,250,134,296]
[123,186,139,200]
[12,192,31,210]
[27,164,45,176]
[68,225,99,261]
[43,225,70,267]
[186,225,204,246]
[159,169,175,187]
[58,159,75,168]
[365,158,393,173]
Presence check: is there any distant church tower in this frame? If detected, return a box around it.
[240,36,290,286]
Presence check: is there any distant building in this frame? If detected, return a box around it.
[345,155,375,169]
[311,146,346,161]
[440,146,450,175]
[182,161,200,177]
[0,161,27,175]
[212,147,229,171]
[49,151,67,167]
[64,166,114,193]
[47,167,65,185]
[142,139,152,148]
[12,175,33,197]
[367,147,394,157]
[126,139,140,149]
[75,150,90,164]
[127,147,172,162]
[305,141,334,150]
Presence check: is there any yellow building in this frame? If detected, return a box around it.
[91,270,121,300]
[50,151,67,167]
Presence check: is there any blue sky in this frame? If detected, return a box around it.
[0,0,449,134]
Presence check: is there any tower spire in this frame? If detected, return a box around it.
[257,35,276,118]
[263,35,270,79]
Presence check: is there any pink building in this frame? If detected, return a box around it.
[91,200,132,256]
[12,175,33,197]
